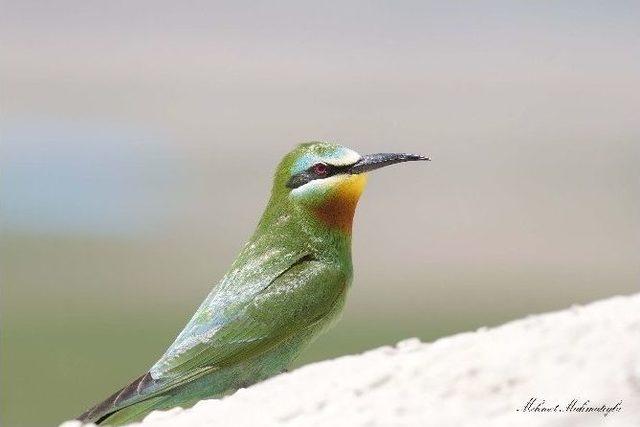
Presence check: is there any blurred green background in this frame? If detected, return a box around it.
[2,2,639,426]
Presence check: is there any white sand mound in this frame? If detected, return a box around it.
[64,293,640,427]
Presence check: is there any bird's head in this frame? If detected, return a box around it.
[268,142,429,234]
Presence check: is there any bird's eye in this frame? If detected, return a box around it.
[312,163,329,175]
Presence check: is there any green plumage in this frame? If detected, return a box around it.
[77,143,428,425]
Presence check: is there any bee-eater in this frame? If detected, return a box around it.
[77,142,429,425]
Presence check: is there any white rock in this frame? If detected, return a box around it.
[142,407,183,423]
[67,293,640,427]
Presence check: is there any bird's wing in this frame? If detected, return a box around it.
[80,254,346,424]
[151,231,311,378]
[150,254,346,380]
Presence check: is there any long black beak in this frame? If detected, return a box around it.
[348,152,430,174]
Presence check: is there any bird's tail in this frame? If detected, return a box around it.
[76,372,165,425]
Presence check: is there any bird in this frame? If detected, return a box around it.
[77,142,429,425]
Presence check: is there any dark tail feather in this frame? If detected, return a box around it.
[77,372,157,425]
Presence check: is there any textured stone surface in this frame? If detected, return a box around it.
[63,294,640,427]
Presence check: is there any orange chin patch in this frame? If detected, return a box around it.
[313,174,368,234]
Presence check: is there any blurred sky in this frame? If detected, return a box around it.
[2,2,639,426]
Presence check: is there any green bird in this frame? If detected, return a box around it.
[77,142,429,425]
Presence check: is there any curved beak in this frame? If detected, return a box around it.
[348,152,430,174]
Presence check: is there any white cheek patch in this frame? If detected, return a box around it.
[291,175,344,197]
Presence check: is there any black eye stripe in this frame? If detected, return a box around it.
[286,163,352,189]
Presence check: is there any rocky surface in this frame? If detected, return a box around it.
[63,293,640,427]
